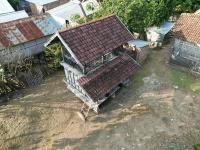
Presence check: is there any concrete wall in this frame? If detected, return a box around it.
[0,36,49,65]
[172,38,200,65]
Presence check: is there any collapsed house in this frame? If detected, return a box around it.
[0,13,64,65]
[45,15,139,113]
[171,13,200,74]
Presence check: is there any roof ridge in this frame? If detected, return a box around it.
[59,14,116,33]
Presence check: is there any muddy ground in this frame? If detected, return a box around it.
[0,44,200,150]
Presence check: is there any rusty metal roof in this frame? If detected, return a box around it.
[0,13,63,49]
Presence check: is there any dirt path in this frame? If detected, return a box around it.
[0,44,200,150]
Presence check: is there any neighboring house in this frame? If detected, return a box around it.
[126,40,150,65]
[0,10,28,23]
[171,13,200,68]
[0,14,64,65]
[25,0,70,15]
[47,0,99,26]
[0,0,15,14]
[45,15,139,113]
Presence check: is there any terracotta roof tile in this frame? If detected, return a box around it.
[78,55,139,101]
[59,15,133,65]
[172,13,200,45]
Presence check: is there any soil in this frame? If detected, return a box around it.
[0,44,200,150]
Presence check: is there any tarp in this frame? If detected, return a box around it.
[128,39,149,48]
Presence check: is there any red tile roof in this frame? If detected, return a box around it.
[78,54,139,101]
[172,13,200,45]
[59,15,133,65]
[0,13,62,48]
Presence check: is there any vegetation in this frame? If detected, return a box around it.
[194,144,200,150]
[82,0,200,34]
[8,0,20,10]
[86,2,95,11]
[45,43,62,71]
[71,14,86,24]
[170,69,200,93]
[0,65,24,96]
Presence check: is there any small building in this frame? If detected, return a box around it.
[0,0,15,14]
[125,40,150,65]
[45,15,139,113]
[171,13,200,70]
[0,10,28,23]
[25,0,70,15]
[146,21,174,47]
[0,14,64,65]
[47,0,99,26]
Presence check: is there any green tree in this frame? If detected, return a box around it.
[8,0,20,10]
[92,0,175,33]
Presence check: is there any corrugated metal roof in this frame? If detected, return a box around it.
[0,0,15,14]
[25,0,57,5]
[0,14,63,49]
[128,40,149,48]
[148,21,174,35]
[47,0,84,22]
[0,10,28,23]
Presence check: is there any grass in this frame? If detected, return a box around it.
[169,69,200,93]
[132,55,153,89]
[194,144,200,150]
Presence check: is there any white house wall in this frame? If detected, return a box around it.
[0,36,49,64]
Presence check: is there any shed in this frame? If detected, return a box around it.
[172,13,200,72]
[146,21,174,46]
[126,40,150,65]
[0,10,28,23]
[45,15,139,113]
[0,0,15,14]
[0,14,64,65]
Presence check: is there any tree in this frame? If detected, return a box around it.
[174,0,200,14]
[8,0,20,10]
[92,0,175,33]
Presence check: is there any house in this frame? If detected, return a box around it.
[0,0,15,14]
[171,13,200,69]
[47,0,99,26]
[25,0,70,15]
[0,10,28,23]
[125,40,150,65]
[45,15,139,113]
[0,13,64,65]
